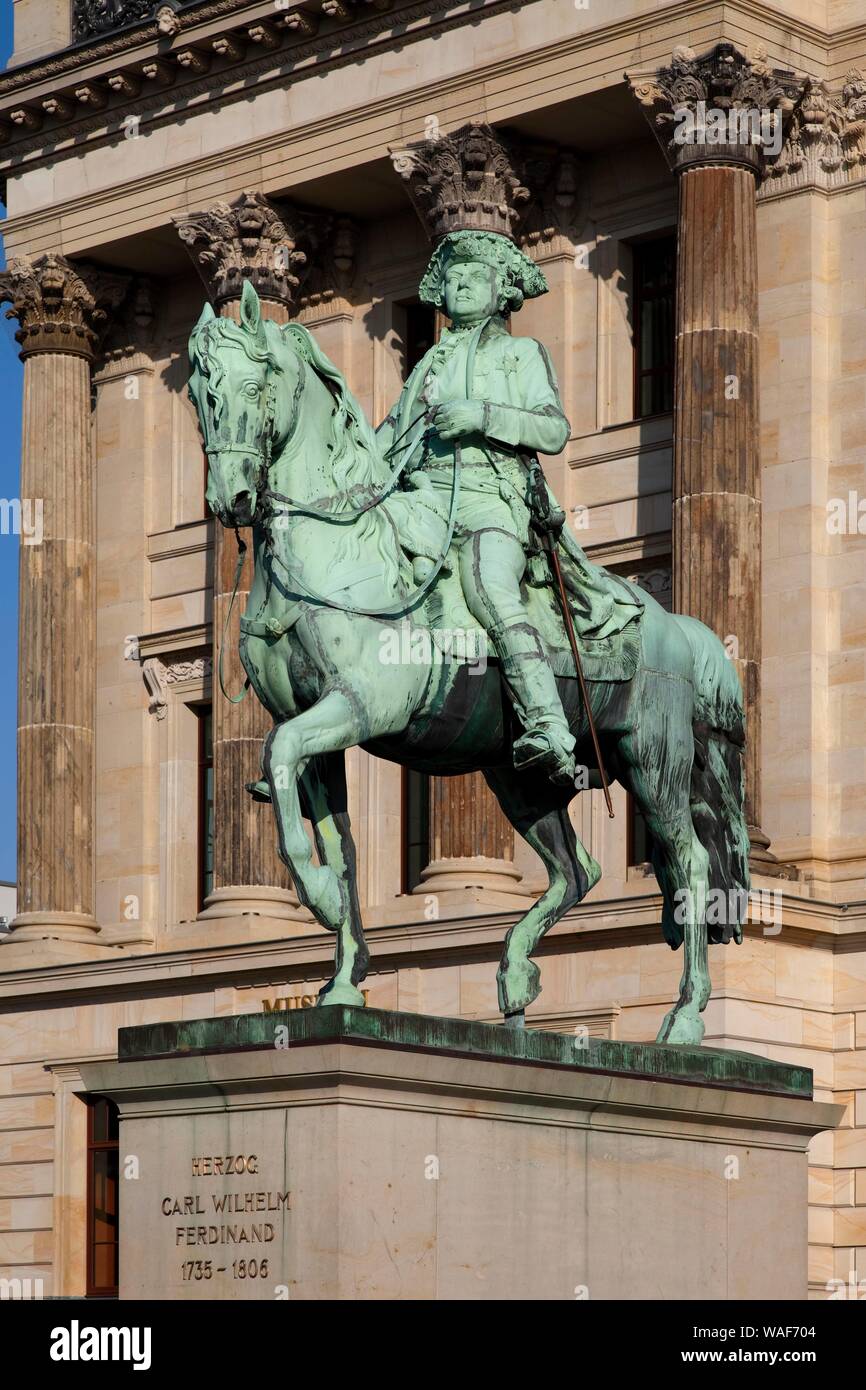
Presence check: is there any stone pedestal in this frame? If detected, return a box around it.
[82,1008,839,1301]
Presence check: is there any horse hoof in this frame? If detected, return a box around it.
[316,982,367,1008]
[503,1009,525,1029]
[656,1007,705,1047]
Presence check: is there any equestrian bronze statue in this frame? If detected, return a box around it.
[187,228,749,1045]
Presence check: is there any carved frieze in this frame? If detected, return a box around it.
[138,652,213,719]
[73,1,167,44]
[296,214,358,311]
[625,567,672,610]
[0,254,130,360]
[519,148,587,255]
[99,276,156,369]
[761,71,866,196]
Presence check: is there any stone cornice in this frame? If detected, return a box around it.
[0,0,511,166]
[1,3,862,257]
[2,0,292,92]
[0,888,860,1002]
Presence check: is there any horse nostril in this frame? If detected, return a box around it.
[231,491,255,524]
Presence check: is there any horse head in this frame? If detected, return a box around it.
[187,280,295,528]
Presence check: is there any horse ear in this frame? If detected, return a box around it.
[193,300,216,331]
[188,300,216,364]
[239,278,264,341]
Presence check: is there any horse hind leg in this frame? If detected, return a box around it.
[616,698,711,1046]
[483,768,601,1025]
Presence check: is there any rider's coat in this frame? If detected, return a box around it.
[377,314,643,643]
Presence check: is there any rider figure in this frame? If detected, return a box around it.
[378,230,577,785]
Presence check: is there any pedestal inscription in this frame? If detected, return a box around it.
[164,1153,289,1290]
[115,1106,296,1300]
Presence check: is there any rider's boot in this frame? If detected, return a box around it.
[488,618,576,786]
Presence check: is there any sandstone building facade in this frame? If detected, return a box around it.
[0,0,864,1298]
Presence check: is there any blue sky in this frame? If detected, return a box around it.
[0,4,22,882]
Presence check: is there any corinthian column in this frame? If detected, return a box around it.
[0,254,128,957]
[628,45,802,874]
[175,192,313,920]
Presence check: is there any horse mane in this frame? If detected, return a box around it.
[281,322,386,494]
[189,308,409,601]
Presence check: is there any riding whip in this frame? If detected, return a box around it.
[529,462,614,819]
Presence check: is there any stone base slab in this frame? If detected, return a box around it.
[80,1008,841,1301]
[196,885,309,921]
[0,932,121,969]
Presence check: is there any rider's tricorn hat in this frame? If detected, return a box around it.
[391,121,549,311]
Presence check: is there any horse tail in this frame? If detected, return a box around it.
[672,614,751,945]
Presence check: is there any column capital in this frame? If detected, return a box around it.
[0,253,130,361]
[626,42,804,179]
[391,121,532,241]
[390,120,584,255]
[174,190,313,311]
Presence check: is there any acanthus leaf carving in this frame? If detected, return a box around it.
[391,121,532,242]
[174,190,311,310]
[626,42,803,177]
[761,70,866,195]
[0,254,130,360]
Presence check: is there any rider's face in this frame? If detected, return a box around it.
[443,260,500,324]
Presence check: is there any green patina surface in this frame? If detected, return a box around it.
[186,231,753,1048]
[117,1006,811,1099]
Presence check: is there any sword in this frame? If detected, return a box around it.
[529,463,615,819]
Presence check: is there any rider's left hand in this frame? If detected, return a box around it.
[429,400,485,440]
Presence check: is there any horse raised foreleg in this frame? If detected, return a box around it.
[263,690,368,1007]
[484,768,601,1023]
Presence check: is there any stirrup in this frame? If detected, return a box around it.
[513,730,576,786]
